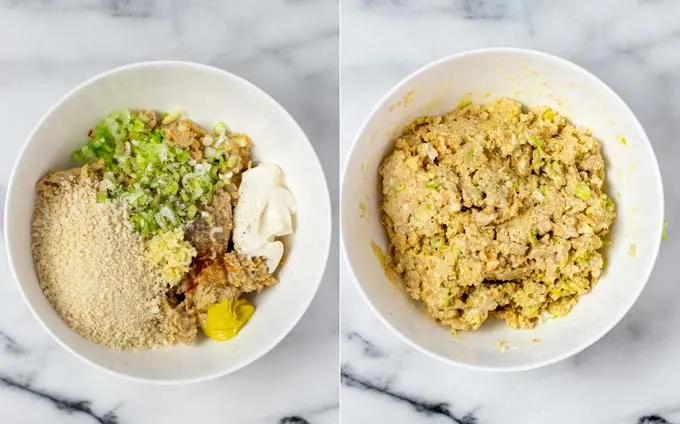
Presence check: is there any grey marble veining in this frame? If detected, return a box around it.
[341,0,680,423]
[0,1,339,423]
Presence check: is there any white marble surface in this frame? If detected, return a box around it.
[341,1,679,423]
[0,1,338,423]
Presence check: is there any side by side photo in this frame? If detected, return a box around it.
[0,1,677,423]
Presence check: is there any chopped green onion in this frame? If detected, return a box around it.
[530,136,542,148]
[605,197,615,211]
[176,149,190,163]
[466,147,474,163]
[161,110,182,125]
[457,94,472,109]
[618,136,627,146]
[186,204,198,219]
[225,155,238,168]
[529,229,539,246]
[234,136,248,147]
[574,183,591,200]
[441,288,452,308]
[425,181,439,189]
[72,150,86,163]
[210,165,219,180]
[72,111,238,238]
[214,121,228,136]
[431,234,445,250]
[662,219,668,241]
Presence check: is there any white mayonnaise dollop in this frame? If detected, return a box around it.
[233,163,297,273]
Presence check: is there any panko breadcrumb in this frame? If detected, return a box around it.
[32,179,184,349]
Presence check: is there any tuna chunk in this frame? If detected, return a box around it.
[185,189,233,259]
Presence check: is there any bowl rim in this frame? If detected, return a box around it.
[4,60,332,384]
[340,47,665,372]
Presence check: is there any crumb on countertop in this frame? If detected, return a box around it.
[359,202,367,219]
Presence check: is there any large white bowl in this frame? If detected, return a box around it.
[5,61,331,383]
[341,48,664,371]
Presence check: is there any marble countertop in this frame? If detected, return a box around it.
[340,0,679,423]
[0,1,338,423]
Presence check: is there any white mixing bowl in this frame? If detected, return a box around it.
[341,48,664,371]
[5,61,331,383]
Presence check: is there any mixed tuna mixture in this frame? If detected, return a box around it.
[32,110,296,350]
[380,98,615,332]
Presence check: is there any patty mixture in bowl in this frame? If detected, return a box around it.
[379,98,616,332]
[32,110,296,350]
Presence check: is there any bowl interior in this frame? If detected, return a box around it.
[6,62,331,382]
[342,49,663,370]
